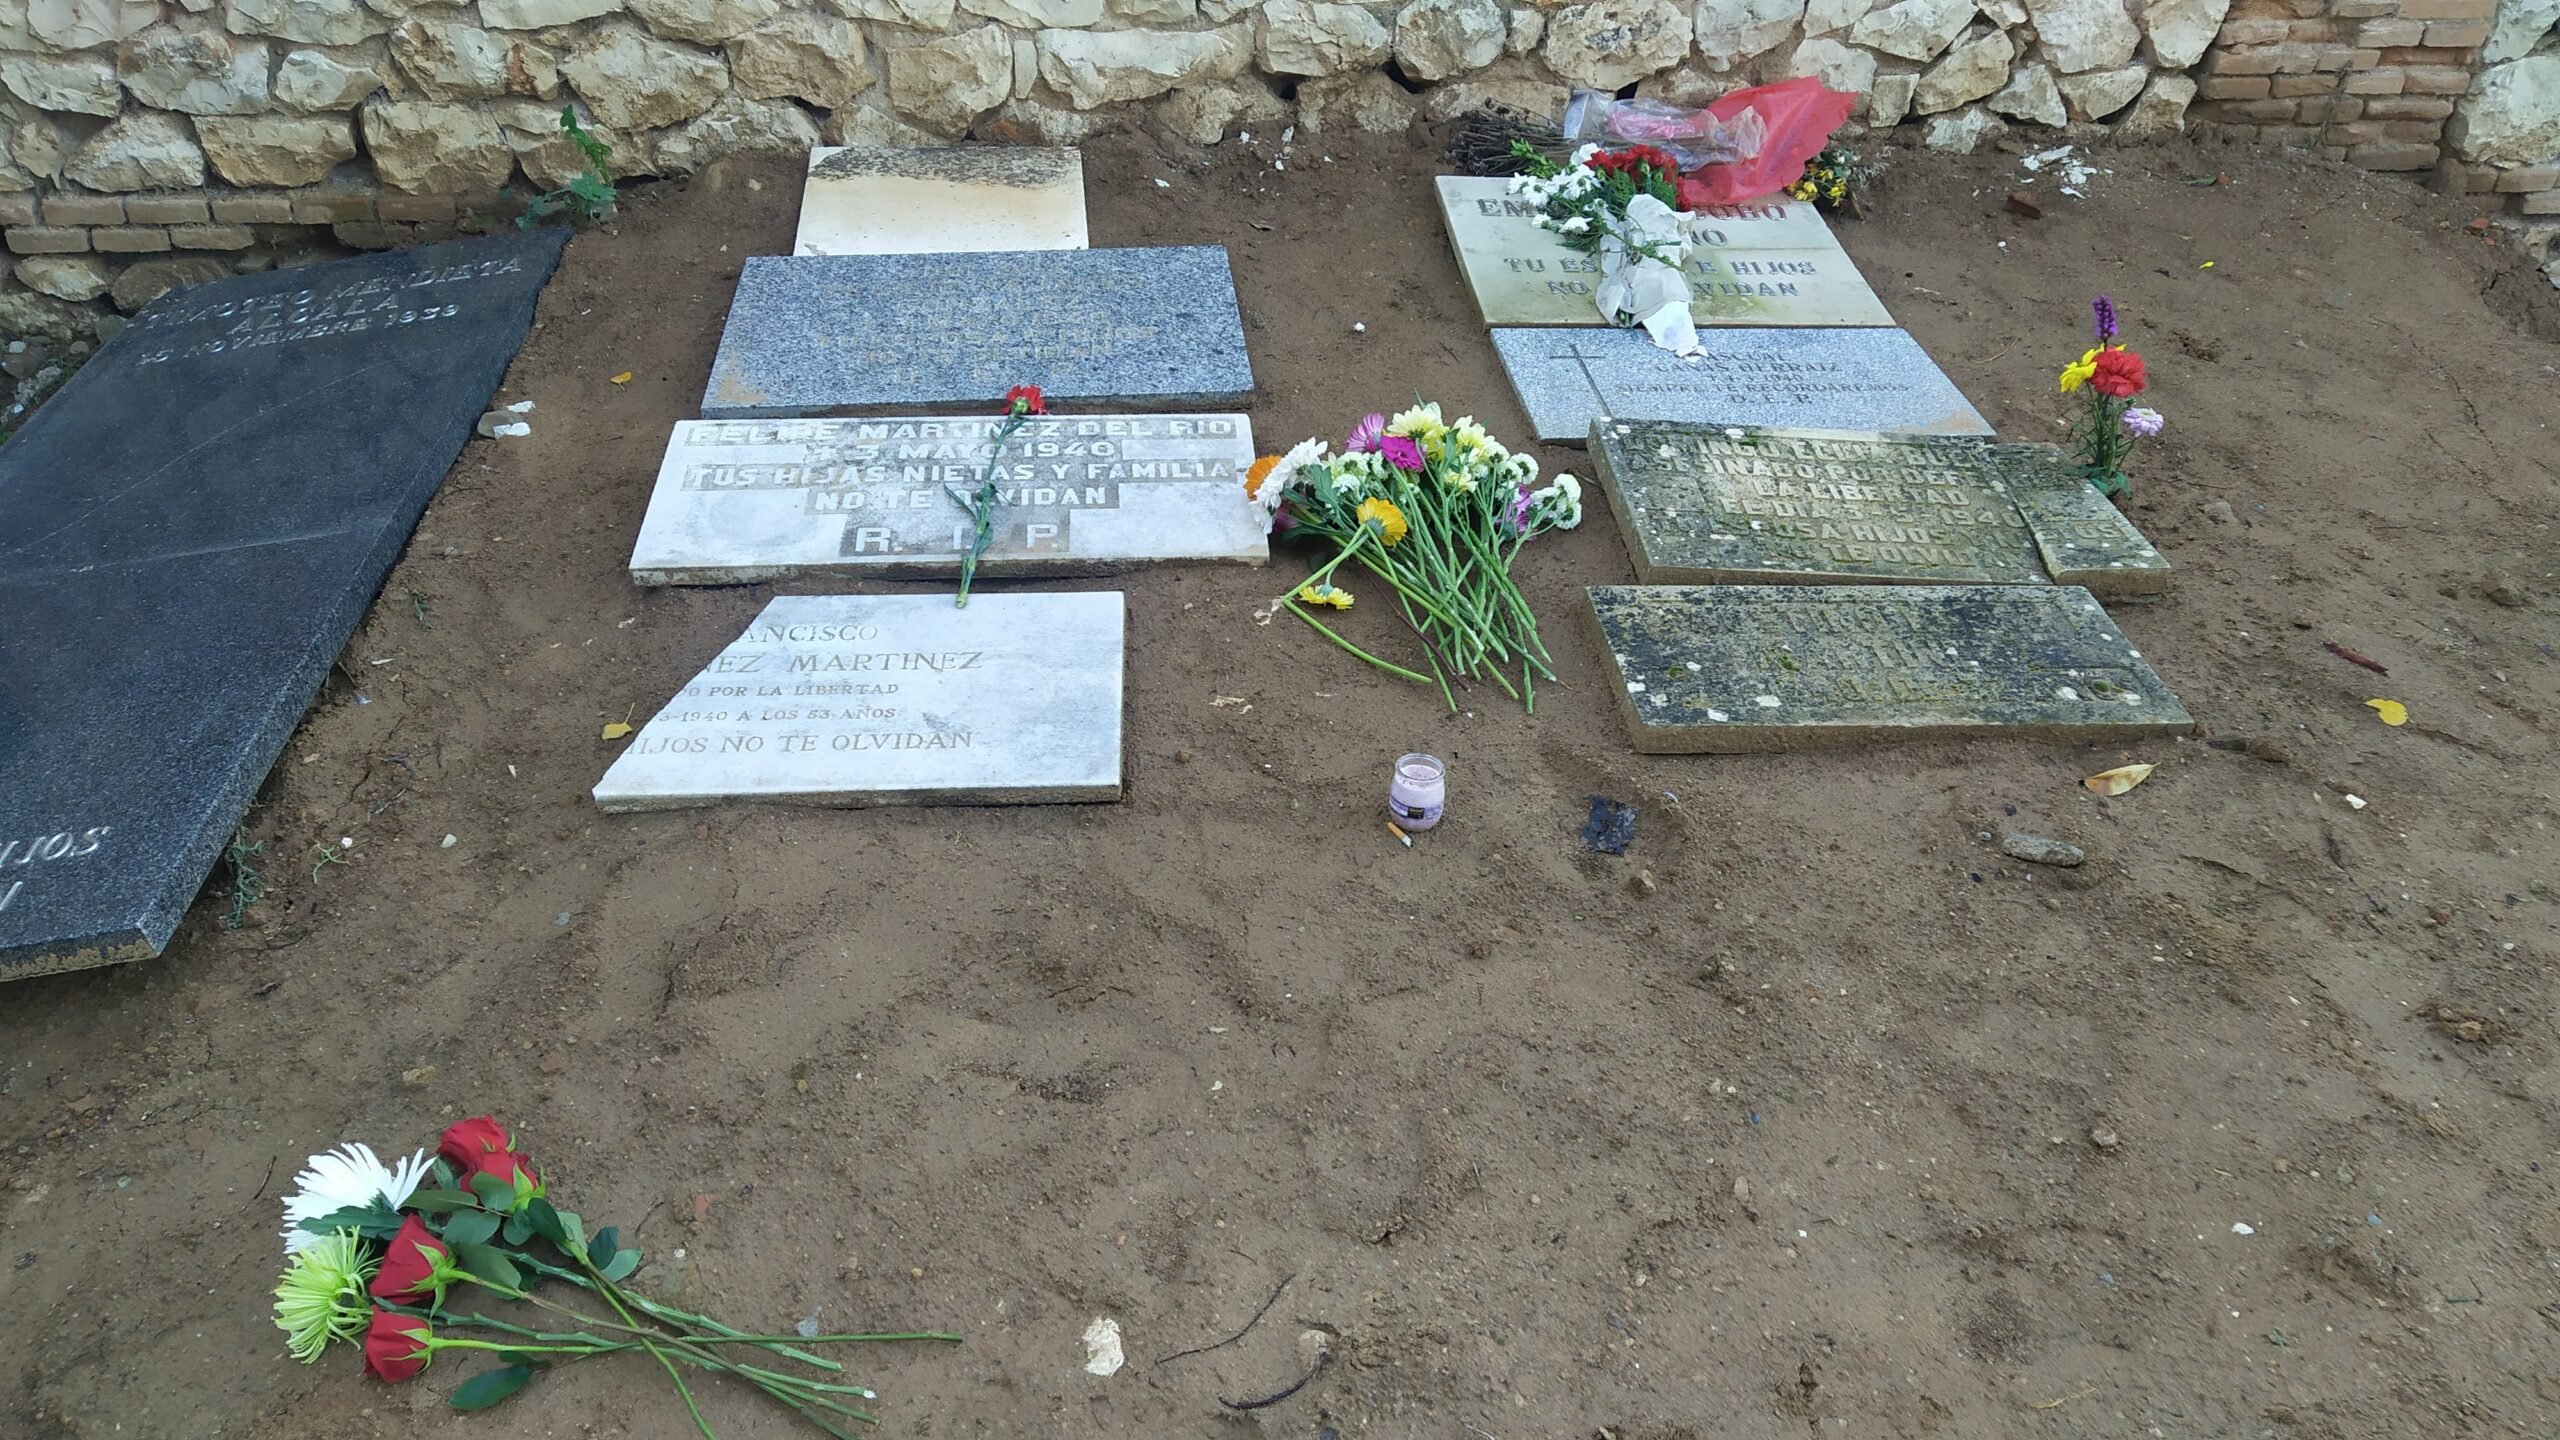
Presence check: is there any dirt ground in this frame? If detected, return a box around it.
[5,125,2560,1439]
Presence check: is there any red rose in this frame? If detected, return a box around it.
[438,1116,511,1173]
[369,1214,449,1306]
[2090,347,2146,398]
[1003,384,1045,415]
[362,1311,434,1383]
[438,1115,541,1196]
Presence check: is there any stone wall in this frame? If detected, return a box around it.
[0,0,2544,336]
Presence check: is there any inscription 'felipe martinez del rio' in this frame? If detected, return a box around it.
[628,413,1265,585]
[128,254,533,366]
[592,592,1126,812]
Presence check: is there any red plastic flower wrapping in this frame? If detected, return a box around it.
[368,1215,448,1306]
[362,1311,433,1383]
[2089,347,2146,399]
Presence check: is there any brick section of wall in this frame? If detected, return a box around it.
[2194,0,2487,173]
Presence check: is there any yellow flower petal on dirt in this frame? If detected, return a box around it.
[609,371,633,385]
[600,722,632,740]
[2365,698,2408,726]
[1295,582,1354,610]
[2082,762,2156,796]
[1356,496,1408,546]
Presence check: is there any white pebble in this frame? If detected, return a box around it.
[441,834,459,848]
[1352,322,1366,333]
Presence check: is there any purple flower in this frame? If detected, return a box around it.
[2093,294,2119,343]
[1345,412,1386,454]
[1272,509,1299,534]
[1506,487,1533,534]
[1380,435,1425,472]
[2120,406,2164,438]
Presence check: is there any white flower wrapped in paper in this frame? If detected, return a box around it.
[1593,192,1701,357]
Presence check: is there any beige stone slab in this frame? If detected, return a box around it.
[1587,584,2194,754]
[792,145,1087,257]
[1435,176,1894,328]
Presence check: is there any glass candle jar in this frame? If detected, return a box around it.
[1388,752,1446,831]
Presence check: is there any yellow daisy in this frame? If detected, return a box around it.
[1356,496,1408,546]
[2059,347,2099,394]
[1295,582,1353,609]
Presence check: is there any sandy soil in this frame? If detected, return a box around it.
[5,128,2559,1440]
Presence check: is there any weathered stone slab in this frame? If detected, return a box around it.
[1492,326,1991,444]
[794,145,1089,258]
[1586,584,2193,753]
[2010,474,2172,598]
[592,592,1125,812]
[629,412,1265,584]
[0,228,569,980]
[1435,177,1894,328]
[1590,423,2050,586]
[701,246,1253,419]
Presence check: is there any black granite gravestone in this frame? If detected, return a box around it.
[0,228,569,980]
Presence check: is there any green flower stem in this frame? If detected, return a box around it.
[508,1251,845,1373]
[1281,600,1433,685]
[946,406,1035,609]
[576,1259,716,1440]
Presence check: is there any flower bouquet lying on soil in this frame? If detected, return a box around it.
[1247,403,1582,711]
[273,1119,957,1436]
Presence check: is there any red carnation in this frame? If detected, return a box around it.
[2089,347,2147,399]
[369,1215,449,1307]
[1003,384,1045,415]
[362,1311,434,1383]
[1593,144,1680,180]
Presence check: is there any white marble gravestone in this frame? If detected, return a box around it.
[794,146,1088,257]
[592,593,1124,811]
[1434,177,1893,328]
[629,413,1265,584]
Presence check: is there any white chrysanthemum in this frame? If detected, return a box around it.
[1253,437,1327,518]
[1560,215,1591,234]
[1530,474,1584,531]
[279,1143,431,1254]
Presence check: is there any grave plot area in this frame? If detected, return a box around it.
[592,592,1125,812]
[1587,583,2194,753]
[793,145,1088,257]
[700,246,1254,418]
[0,229,568,978]
[629,413,1264,584]
[1435,177,1894,329]
[1590,423,2053,586]
[1491,326,1991,443]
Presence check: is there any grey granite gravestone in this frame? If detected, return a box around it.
[0,229,569,980]
[1589,423,2051,586]
[629,412,1264,584]
[1490,327,1991,444]
[700,246,1253,419]
[1434,177,1894,328]
[794,145,1088,257]
[592,592,1124,811]
[1586,584,2193,753]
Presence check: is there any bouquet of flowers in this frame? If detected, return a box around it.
[1786,145,1875,216]
[272,1120,956,1435]
[1246,403,1581,711]
[1507,143,1702,355]
[2058,295,2162,501]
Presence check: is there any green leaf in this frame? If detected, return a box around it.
[588,1226,619,1269]
[405,1189,478,1213]
[600,1248,640,1283]
[430,1158,458,1191]
[453,1242,522,1291]
[501,1212,533,1246]
[469,1172,516,1209]
[524,1199,566,1245]
[440,1208,501,1247]
[449,1363,537,1411]
[297,1203,402,1240]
